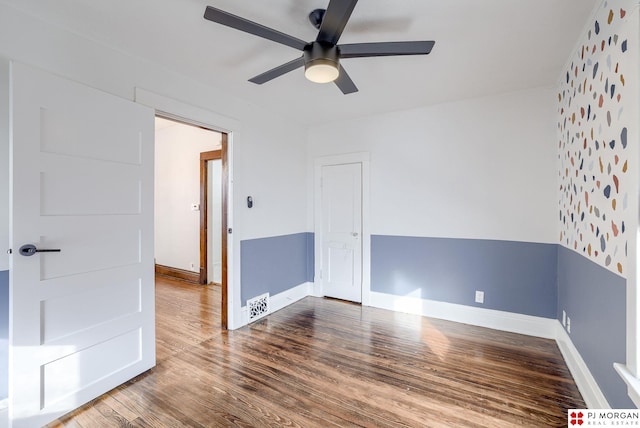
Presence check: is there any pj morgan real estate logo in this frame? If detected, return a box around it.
[569,409,640,426]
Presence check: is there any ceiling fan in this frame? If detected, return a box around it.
[203,0,435,94]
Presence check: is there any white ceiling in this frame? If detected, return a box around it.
[5,0,598,126]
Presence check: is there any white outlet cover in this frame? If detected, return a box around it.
[475,290,484,304]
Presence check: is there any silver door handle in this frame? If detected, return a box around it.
[351,232,359,237]
[19,244,61,257]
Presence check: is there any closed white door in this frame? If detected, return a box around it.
[321,163,362,302]
[9,63,155,427]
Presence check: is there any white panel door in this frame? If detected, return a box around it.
[9,63,155,427]
[321,163,362,302]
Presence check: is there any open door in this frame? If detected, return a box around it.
[8,62,155,427]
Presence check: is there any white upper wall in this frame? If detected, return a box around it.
[232,112,309,239]
[308,86,558,243]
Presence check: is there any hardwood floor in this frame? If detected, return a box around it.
[47,276,584,427]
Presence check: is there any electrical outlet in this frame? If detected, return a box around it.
[562,310,567,327]
[567,317,571,334]
[475,290,484,304]
[190,262,196,271]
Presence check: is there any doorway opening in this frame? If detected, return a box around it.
[154,116,229,328]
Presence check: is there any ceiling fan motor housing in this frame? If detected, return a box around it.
[303,42,340,82]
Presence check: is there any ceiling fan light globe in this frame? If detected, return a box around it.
[305,61,339,83]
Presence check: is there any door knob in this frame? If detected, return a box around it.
[19,244,61,257]
[351,232,359,237]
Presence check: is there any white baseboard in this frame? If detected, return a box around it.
[556,324,610,408]
[240,282,313,326]
[368,291,557,338]
[270,282,312,314]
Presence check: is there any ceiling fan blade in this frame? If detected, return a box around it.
[204,6,308,51]
[316,0,359,45]
[334,65,358,94]
[248,57,305,84]
[339,41,435,58]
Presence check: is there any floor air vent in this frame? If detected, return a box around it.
[247,293,270,322]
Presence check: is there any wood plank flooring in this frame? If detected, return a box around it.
[47,276,584,427]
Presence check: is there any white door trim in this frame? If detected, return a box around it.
[134,88,241,330]
[314,152,371,305]
[0,58,8,428]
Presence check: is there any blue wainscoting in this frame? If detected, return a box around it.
[0,269,8,400]
[241,233,314,305]
[557,246,633,408]
[371,235,558,318]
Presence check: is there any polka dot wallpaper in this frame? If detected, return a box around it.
[558,1,636,276]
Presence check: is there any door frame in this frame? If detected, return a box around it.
[313,152,371,305]
[135,88,236,330]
